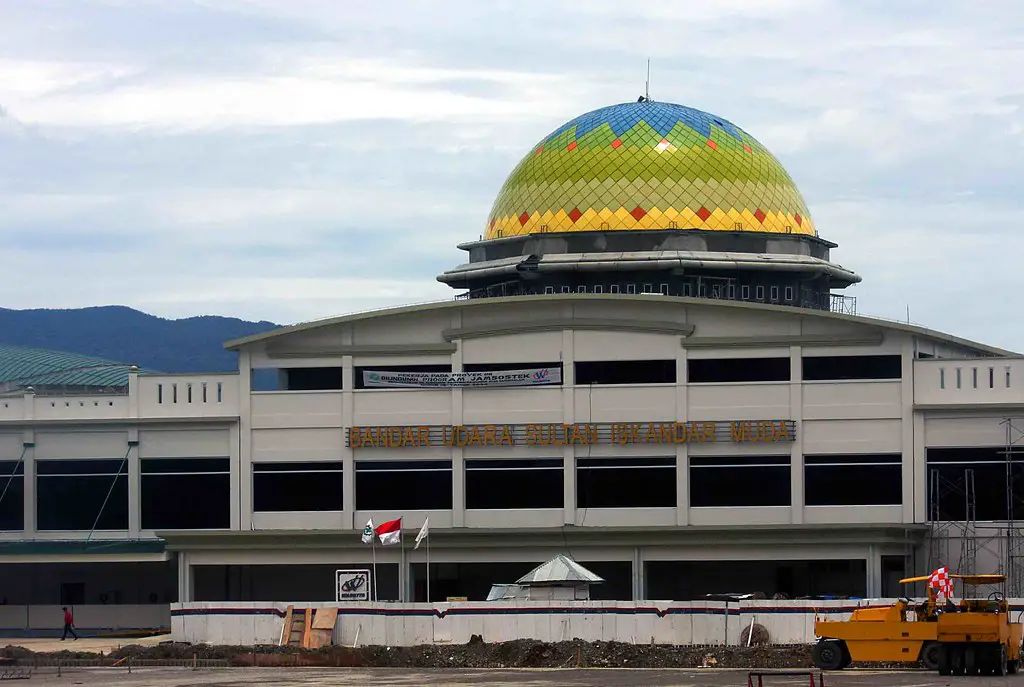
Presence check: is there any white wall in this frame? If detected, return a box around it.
[171,598,956,647]
[0,605,168,633]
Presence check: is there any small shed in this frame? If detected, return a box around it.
[487,554,605,601]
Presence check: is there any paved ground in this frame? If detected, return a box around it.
[18,667,1024,687]
[8,634,167,654]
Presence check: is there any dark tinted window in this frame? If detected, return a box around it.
[253,462,343,511]
[356,461,452,510]
[141,458,230,530]
[577,457,675,508]
[803,355,902,381]
[575,360,675,385]
[690,455,790,507]
[466,459,562,509]
[804,454,902,506]
[688,358,790,383]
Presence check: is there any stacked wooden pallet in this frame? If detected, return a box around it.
[279,606,339,649]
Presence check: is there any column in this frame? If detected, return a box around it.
[789,345,804,524]
[237,349,253,531]
[342,354,355,530]
[21,431,35,536]
[632,546,644,601]
[561,329,576,525]
[901,340,921,524]
[866,545,882,598]
[676,344,689,526]
[177,551,193,603]
[127,429,140,535]
[451,320,465,527]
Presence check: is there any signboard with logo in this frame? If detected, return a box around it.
[361,367,560,388]
[335,569,371,602]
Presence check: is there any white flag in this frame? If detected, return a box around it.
[360,518,375,544]
[414,518,430,550]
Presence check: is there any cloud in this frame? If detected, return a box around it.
[0,0,1022,351]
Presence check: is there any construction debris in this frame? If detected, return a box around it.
[0,640,919,670]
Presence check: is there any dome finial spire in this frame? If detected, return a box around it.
[645,58,651,102]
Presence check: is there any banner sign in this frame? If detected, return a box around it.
[348,420,796,449]
[335,568,371,602]
[362,367,560,389]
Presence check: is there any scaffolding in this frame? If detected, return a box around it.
[926,417,1024,596]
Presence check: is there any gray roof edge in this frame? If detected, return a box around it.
[222,294,1015,357]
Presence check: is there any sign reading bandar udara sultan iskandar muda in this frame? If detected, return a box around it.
[347,420,795,449]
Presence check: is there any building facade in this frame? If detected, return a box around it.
[1,100,1021,623]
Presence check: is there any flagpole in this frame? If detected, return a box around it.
[397,522,405,602]
[371,534,378,602]
[426,532,431,603]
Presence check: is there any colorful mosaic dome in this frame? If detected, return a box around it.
[486,101,815,240]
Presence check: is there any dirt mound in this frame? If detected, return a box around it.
[8,639,914,670]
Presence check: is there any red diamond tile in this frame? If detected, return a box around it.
[568,208,583,223]
[518,211,530,226]
[567,140,578,151]
[706,139,718,150]
[743,144,752,153]
[490,219,496,230]
[535,146,543,155]
[611,138,622,148]
[754,208,767,224]
[630,206,646,221]
[794,213,803,226]
[696,207,712,222]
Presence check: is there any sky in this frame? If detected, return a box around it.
[1,0,1022,348]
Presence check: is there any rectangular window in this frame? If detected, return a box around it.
[1007,367,1012,388]
[784,286,794,301]
[253,462,343,512]
[560,286,570,293]
[577,457,675,508]
[0,461,24,531]
[688,357,790,383]
[463,361,562,383]
[728,284,736,299]
[157,383,163,404]
[356,460,452,510]
[940,368,945,389]
[770,285,779,301]
[972,367,978,389]
[172,383,178,403]
[690,455,790,507]
[660,283,669,295]
[466,459,563,509]
[927,447,1020,521]
[141,458,230,530]
[756,285,765,300]
[37,459,128,531]
[283,367,343,391]
[544,286,554,294]
[804,454,902,506]
[594,285,603,294]
[956,367,962,389]
[642,283,653,294]
[610,285,619,294]
[354,364,452,390]
[577,285,586,293]
[202,382,208,403]
[626,283,636,295]
[187,383,193,403]
[575,359,676,385]
[990,367,995,389]
[802,355,902,381]
[741,285,750,300]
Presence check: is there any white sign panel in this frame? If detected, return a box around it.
[335,568,371,602]
[362,367,561,389]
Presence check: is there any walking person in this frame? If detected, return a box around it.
[61,607,78,641]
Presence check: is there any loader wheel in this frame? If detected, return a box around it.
[812,640,846,670]
[951,646,966,676]
[998,646,1008,676]
[1008,658,1018,675]
[920,641,940,670]
[938,645,951,676]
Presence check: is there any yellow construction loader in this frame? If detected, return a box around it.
[811,573,1023,675]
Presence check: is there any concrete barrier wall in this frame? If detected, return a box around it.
[171,598,962,647]
[0,605,169,636]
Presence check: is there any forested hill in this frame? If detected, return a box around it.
[0,306,279,372]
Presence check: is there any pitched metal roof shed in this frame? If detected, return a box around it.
[515,554,605,586]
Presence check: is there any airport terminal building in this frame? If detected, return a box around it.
[1,100,1021,626]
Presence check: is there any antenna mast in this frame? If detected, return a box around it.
[645,59,651,101]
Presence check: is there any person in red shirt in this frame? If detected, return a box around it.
[61,607,78,641]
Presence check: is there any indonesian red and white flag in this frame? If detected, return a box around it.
[928,566,954,600]
[375,518,402,546]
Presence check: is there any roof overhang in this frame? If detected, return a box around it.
[436,250,862,288]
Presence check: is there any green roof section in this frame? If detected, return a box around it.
[0,344,150,389]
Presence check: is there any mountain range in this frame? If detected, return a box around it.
[0,306,280,373]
